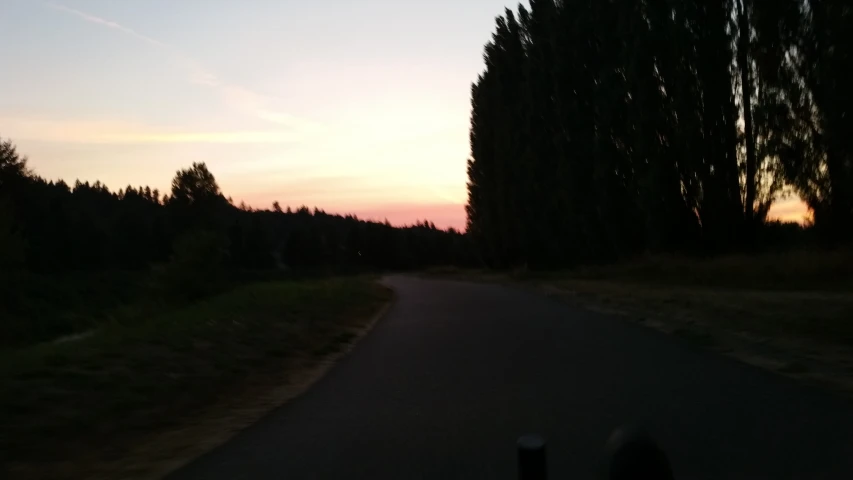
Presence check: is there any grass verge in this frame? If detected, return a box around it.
[1,277,392,480]
[541,279,853,398]
[425,252,853,399]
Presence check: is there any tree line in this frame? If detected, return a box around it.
[0,138,474,278]
[466,0,852,268]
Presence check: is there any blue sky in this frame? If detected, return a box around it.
[0,0,529,228]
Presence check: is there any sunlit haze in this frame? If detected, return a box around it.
[0,0,535,230]
[767,196,810,224]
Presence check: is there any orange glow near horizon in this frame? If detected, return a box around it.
[766,196,811,224]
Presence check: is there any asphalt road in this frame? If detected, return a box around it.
[171,276,853,479]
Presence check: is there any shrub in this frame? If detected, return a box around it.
[162,230,229,300]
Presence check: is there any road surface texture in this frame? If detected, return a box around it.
[171,276,853,479]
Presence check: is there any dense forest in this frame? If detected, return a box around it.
[0,137,476,346]
[0,138,474,278]
[466,0,851,268]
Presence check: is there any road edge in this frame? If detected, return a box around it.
[98,285,397,480]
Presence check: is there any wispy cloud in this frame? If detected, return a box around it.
[0,116,300,144]
[45,2,322,135]
[46,2,167,48]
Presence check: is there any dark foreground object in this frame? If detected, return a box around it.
[601,428,673,480]
[518,429,673,480]
[518,434,547,480]
[171,276,853,479]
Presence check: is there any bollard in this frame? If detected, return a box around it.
[517,434,547,480]
[601,426,673,480]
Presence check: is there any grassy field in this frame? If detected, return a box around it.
[549,249,853,291]
[0,271,161,348]
[0,268,310,349]
[543,279,853,398]
[427,250,853,397]
[429,249,853,290]
[1,277,392,479]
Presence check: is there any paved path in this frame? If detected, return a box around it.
[171,276,853,479]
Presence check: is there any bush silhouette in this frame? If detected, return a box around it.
[163,230,229,300]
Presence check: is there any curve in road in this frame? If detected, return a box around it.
[171,276,853,479]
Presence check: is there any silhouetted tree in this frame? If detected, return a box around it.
[170,162,221,206]
[0,137,474,277]
[163,229,228,299]
[169,162,227,231]
[466,0,841,268]
[0,138,31,184]
[0,199,25,269]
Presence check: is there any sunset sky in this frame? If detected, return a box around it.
[0,0,808,228]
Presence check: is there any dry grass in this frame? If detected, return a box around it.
[542,278,853,397]
[545,280,853,344]
[563,249,853,291]
[425,250,853,397]
[0,278,392,480]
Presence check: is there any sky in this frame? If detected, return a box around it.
[0,0,535,230]
[0,0,808,229]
